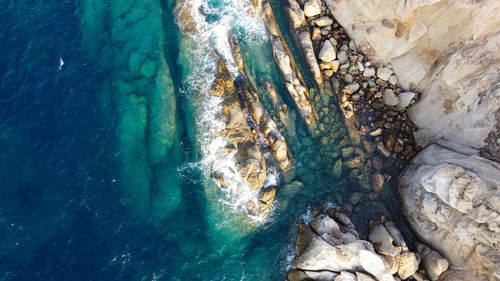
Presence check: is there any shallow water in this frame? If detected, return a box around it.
[0,0,408,280]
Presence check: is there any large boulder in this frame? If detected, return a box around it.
[399,144,500,281]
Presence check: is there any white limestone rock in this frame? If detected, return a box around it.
[399,144,500,281]
[416,242,449,281]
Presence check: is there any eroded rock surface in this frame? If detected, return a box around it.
[288,206,429,281]
[209,59,267,196]
[400,144,500,280]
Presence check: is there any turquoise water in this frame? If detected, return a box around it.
[0,0,409,280]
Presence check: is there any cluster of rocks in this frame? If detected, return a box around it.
[288,205,450,281]
[400,144,500,280]
[286,0,419,162]
[176,1,299,218]
[323,0,500,159]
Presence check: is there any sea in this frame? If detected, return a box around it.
[0,0,408,280]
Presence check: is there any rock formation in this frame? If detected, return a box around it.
[288,206,435,281]
[323,0,500,159]
[400,144,500,280]
[209,59,267,197]
[259,0,319,133]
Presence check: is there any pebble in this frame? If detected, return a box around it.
[329,37,337,46]
[376,78,389,87]
[344,82,360,94]
[370,128,382,136]
[377,142,391,157]
[351,93,360,102]
[383,89,400,106]
[337,50,348,64]
[319,40,336,62]
[344,73,353,83]
[377,67,393,81]
[388,75,398,85]
[398,91,415,108]
[330,60,340,72]
[357,62,365,72]
[363,67,376,77]
[303,0,321,17]
[315,16,333,26]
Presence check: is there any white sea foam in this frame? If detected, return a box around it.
[176,0,276,221]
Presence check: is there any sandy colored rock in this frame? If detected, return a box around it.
[315,16,333,27]
[416,242,449,281]
[303,0,321,17]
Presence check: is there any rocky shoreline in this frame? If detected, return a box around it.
[282,0,500,280]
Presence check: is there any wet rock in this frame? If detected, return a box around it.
[262,3,318,132]
[370,128,382,136]
[383,133,396,151]
[372,172,385,192]
[398,92,415,108]
[345,156,363,168]
[303,0,321,17]
[376,67,393,81]
[377,142,391,157]
[332,159,343,177]
[383,89,400,106]
[341,147,354,158]
[319,40,336,62]
[285,0,306,28]
[258,186,277,215]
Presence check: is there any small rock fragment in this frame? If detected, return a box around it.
[383,89,400,106]
[303,0,321,17]
[319,40,336,62]
[315,16,333,27]
[377,67,393,81]
[398,92,415,108]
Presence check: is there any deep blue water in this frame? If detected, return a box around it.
[0,1,410,280]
